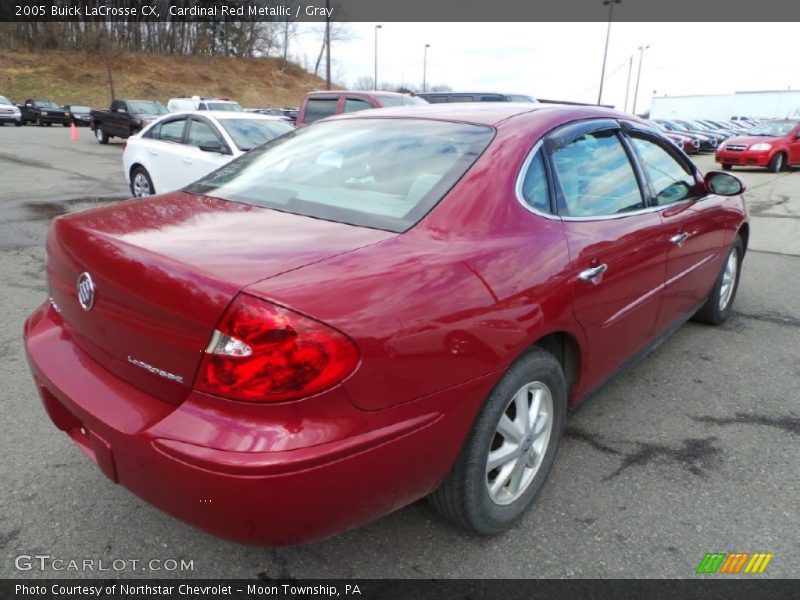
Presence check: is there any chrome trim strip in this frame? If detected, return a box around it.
[665,254,715,288]
[603,282,665,328]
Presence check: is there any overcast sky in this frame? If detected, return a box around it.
[294,23,800,112]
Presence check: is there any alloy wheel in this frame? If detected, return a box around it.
[485,381,553,506]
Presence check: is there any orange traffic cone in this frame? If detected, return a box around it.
[70,122,80,141]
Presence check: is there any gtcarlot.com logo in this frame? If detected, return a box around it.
[696,552,773,574]
[15,554,194,572]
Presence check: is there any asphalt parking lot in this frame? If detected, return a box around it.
[1,126,798,579]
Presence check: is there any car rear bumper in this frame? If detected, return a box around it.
[716,149,770,167]
[24,302,492,545]
[36,114,71,124]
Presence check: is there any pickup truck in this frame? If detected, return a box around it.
[20,99,70,126]
[90,99,168,144]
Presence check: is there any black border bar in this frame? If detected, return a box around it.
[3,0,800,22]
[3,579,800,600]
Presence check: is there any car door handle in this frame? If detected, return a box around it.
[578,264,608,282]
[670,232,690,245]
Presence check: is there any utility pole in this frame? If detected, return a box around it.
[632,44,650,116]
[325,0,331,90]
[597,0,620,105]
[623,55,633,112]
[374,25,382,90]
[422,44,430,92]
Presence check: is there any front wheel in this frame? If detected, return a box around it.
[130,166,155,198]
[767,153,785,173]
[37,117,44,126]
[95,125,108,144]
[429,348,566,535]
[722,164,733,171]
[693,237,744,325]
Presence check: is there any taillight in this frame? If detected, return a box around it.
[195,294,358,402]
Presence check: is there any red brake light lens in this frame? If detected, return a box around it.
[196,294,359,402]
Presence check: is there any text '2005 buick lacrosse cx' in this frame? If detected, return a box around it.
[24,103,748,545]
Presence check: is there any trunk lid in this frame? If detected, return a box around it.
[46,192,395,405]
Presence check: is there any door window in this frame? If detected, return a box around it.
[304,98,339,123]
[344,98,373,113]
[551,130,644,217]
[187,119,223,148]
[628,135,699,205]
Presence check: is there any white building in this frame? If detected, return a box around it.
[650,90,800,120]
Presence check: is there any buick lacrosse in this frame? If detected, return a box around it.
[24,104,748,545]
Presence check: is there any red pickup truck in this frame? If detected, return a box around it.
[295,90,426,127]
[716,118,800,172]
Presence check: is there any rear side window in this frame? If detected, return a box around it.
[519,150,551,213]
[304,98,339,123]
[344,98,373,113]
[551,131,644,217]
[448,95,476,103]
[479,95,506,102]
[187,119,494,233]
[151,118,186,143]
[628,136,698,206]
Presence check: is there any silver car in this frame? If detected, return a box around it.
[0,95,22,126]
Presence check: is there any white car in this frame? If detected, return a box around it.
[123,111,293,197]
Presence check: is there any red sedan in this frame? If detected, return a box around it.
[24,104,749,545]
[716,118,800,172]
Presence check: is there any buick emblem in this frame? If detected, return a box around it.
[76,272,95,311]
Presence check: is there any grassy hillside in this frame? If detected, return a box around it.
[0,50,328,109]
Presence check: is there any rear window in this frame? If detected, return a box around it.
[187,119,494,232]
[219,118,294,151]
[304,98,339,123]
[205,102,243,112]
[375,95,428,107]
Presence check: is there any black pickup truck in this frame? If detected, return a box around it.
[90,99,168,144]
[20,99,71,126]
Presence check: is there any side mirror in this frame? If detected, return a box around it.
[199,140,227,154]
[705,171,745,196]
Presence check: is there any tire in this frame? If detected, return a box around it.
[693,236,744,325]
[429,348,567,535]
[130,166,155,198]
[95,125,109,144]
[14,120,22,127]
[722,164,733,171]
[45,122,52,127]
[767,153,785,173]
[37,117,43,126]
[62,122,70,127]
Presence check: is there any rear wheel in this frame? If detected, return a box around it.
[130,166,154,198]
[767,153,785,173]
[722,164,733,171]
[429,348,566,534]
[95,125,109,144]
[693,237,744,325]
